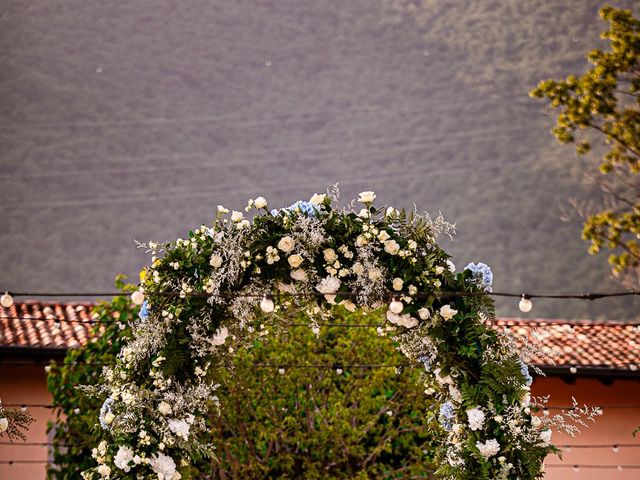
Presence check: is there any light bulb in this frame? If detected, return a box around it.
[543,408,549,416]
[518,294,533,313]
[617,465,623,472]
[569,366,577,374]
[0,292,14,308]
[572,465,579,472]
[389,297,404,314]
[612,445,619,453]
[260,294,275,313]
[131,290,145,305]
[336,368,343,375]
[278,368,285,375]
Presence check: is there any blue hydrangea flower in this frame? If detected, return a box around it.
[464,262,493,292]
[139,300,149,321]
[99,396,114,430]
[418,355,433,371]
[519,358,533,387]
[272,201,318,217]
[439,401,455,431]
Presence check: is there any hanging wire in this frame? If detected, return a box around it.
[2,289,640,301]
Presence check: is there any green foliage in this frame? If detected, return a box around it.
[47,275,137,479]
[531,5,640,285]
[47,278,438,479]
[204,320,437,479]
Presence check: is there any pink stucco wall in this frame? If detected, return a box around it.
[533,376,640,479]
[0,364,51,480]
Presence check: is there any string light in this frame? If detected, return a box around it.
[613,445,620,453]
[569,366,577,374]
[0,292,13,308]
[130,290,145,306]
[260,294,275,313]
[389,296,403,314]
[518,294,533,313]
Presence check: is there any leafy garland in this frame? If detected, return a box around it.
[83,190,556,480]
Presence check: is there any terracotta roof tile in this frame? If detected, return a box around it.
[1,304,638,373]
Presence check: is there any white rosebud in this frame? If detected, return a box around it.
[358,191,376,203]
[392,278,404,291]
[209,254,223,268]
[277,236,295,253]
[0,418,8,432]
[217,205,229,214]
[309,193,326,205]
[439,304,458,320]
[254,196,268,209]
[288,254,303,268]
[290,269,308,282]
[158,401,172,415]
[418,308,431,320]
[230,211,244,222]
[97,465,111,477]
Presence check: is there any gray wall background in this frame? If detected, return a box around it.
[1,0,638,318]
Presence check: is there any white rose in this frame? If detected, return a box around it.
[323,248,337,262]
[352,263,365,276]
[356,235,368,247]
[540,429,552,444]
[466,407,485,431]
[288,254,303,268]
[290,269,308,282]
[217,205,229,214]
[386,310,419,328]
[236,219,250,230]
[418,308,431,320]
[435,266,445,275]
[254,196,268,209]
[316,276,341,294]
[439,304,458,320]
[384,239,400,255]
[158,401,172,416]
[230,211,244,222]
[358,191,376,203]
[385,207,397,216]
[377,230,390,241]
[392,278,404,291]
[277,236,295,253]
[476,439,500,458]
[0,418,7,432]
[531,416,542,427]
[309,193,326,205]
[209,254,223,268]
[97,464,111,476]
[104,412,115,424]
[446,260,456,273]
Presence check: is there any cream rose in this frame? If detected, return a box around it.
[440,304,458,320]
[392,278,404,291]
[209,254,223,268]
[288,254,303,268]
[384,239,400,254]
[254,196,268,209]
[277,236,295,253]
[230,211,244,222]
[309,193,326,205]
[323,248,337,262]
[358,191,376,203]
[290,269,308,282]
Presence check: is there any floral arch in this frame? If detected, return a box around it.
[84,190,554,480]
